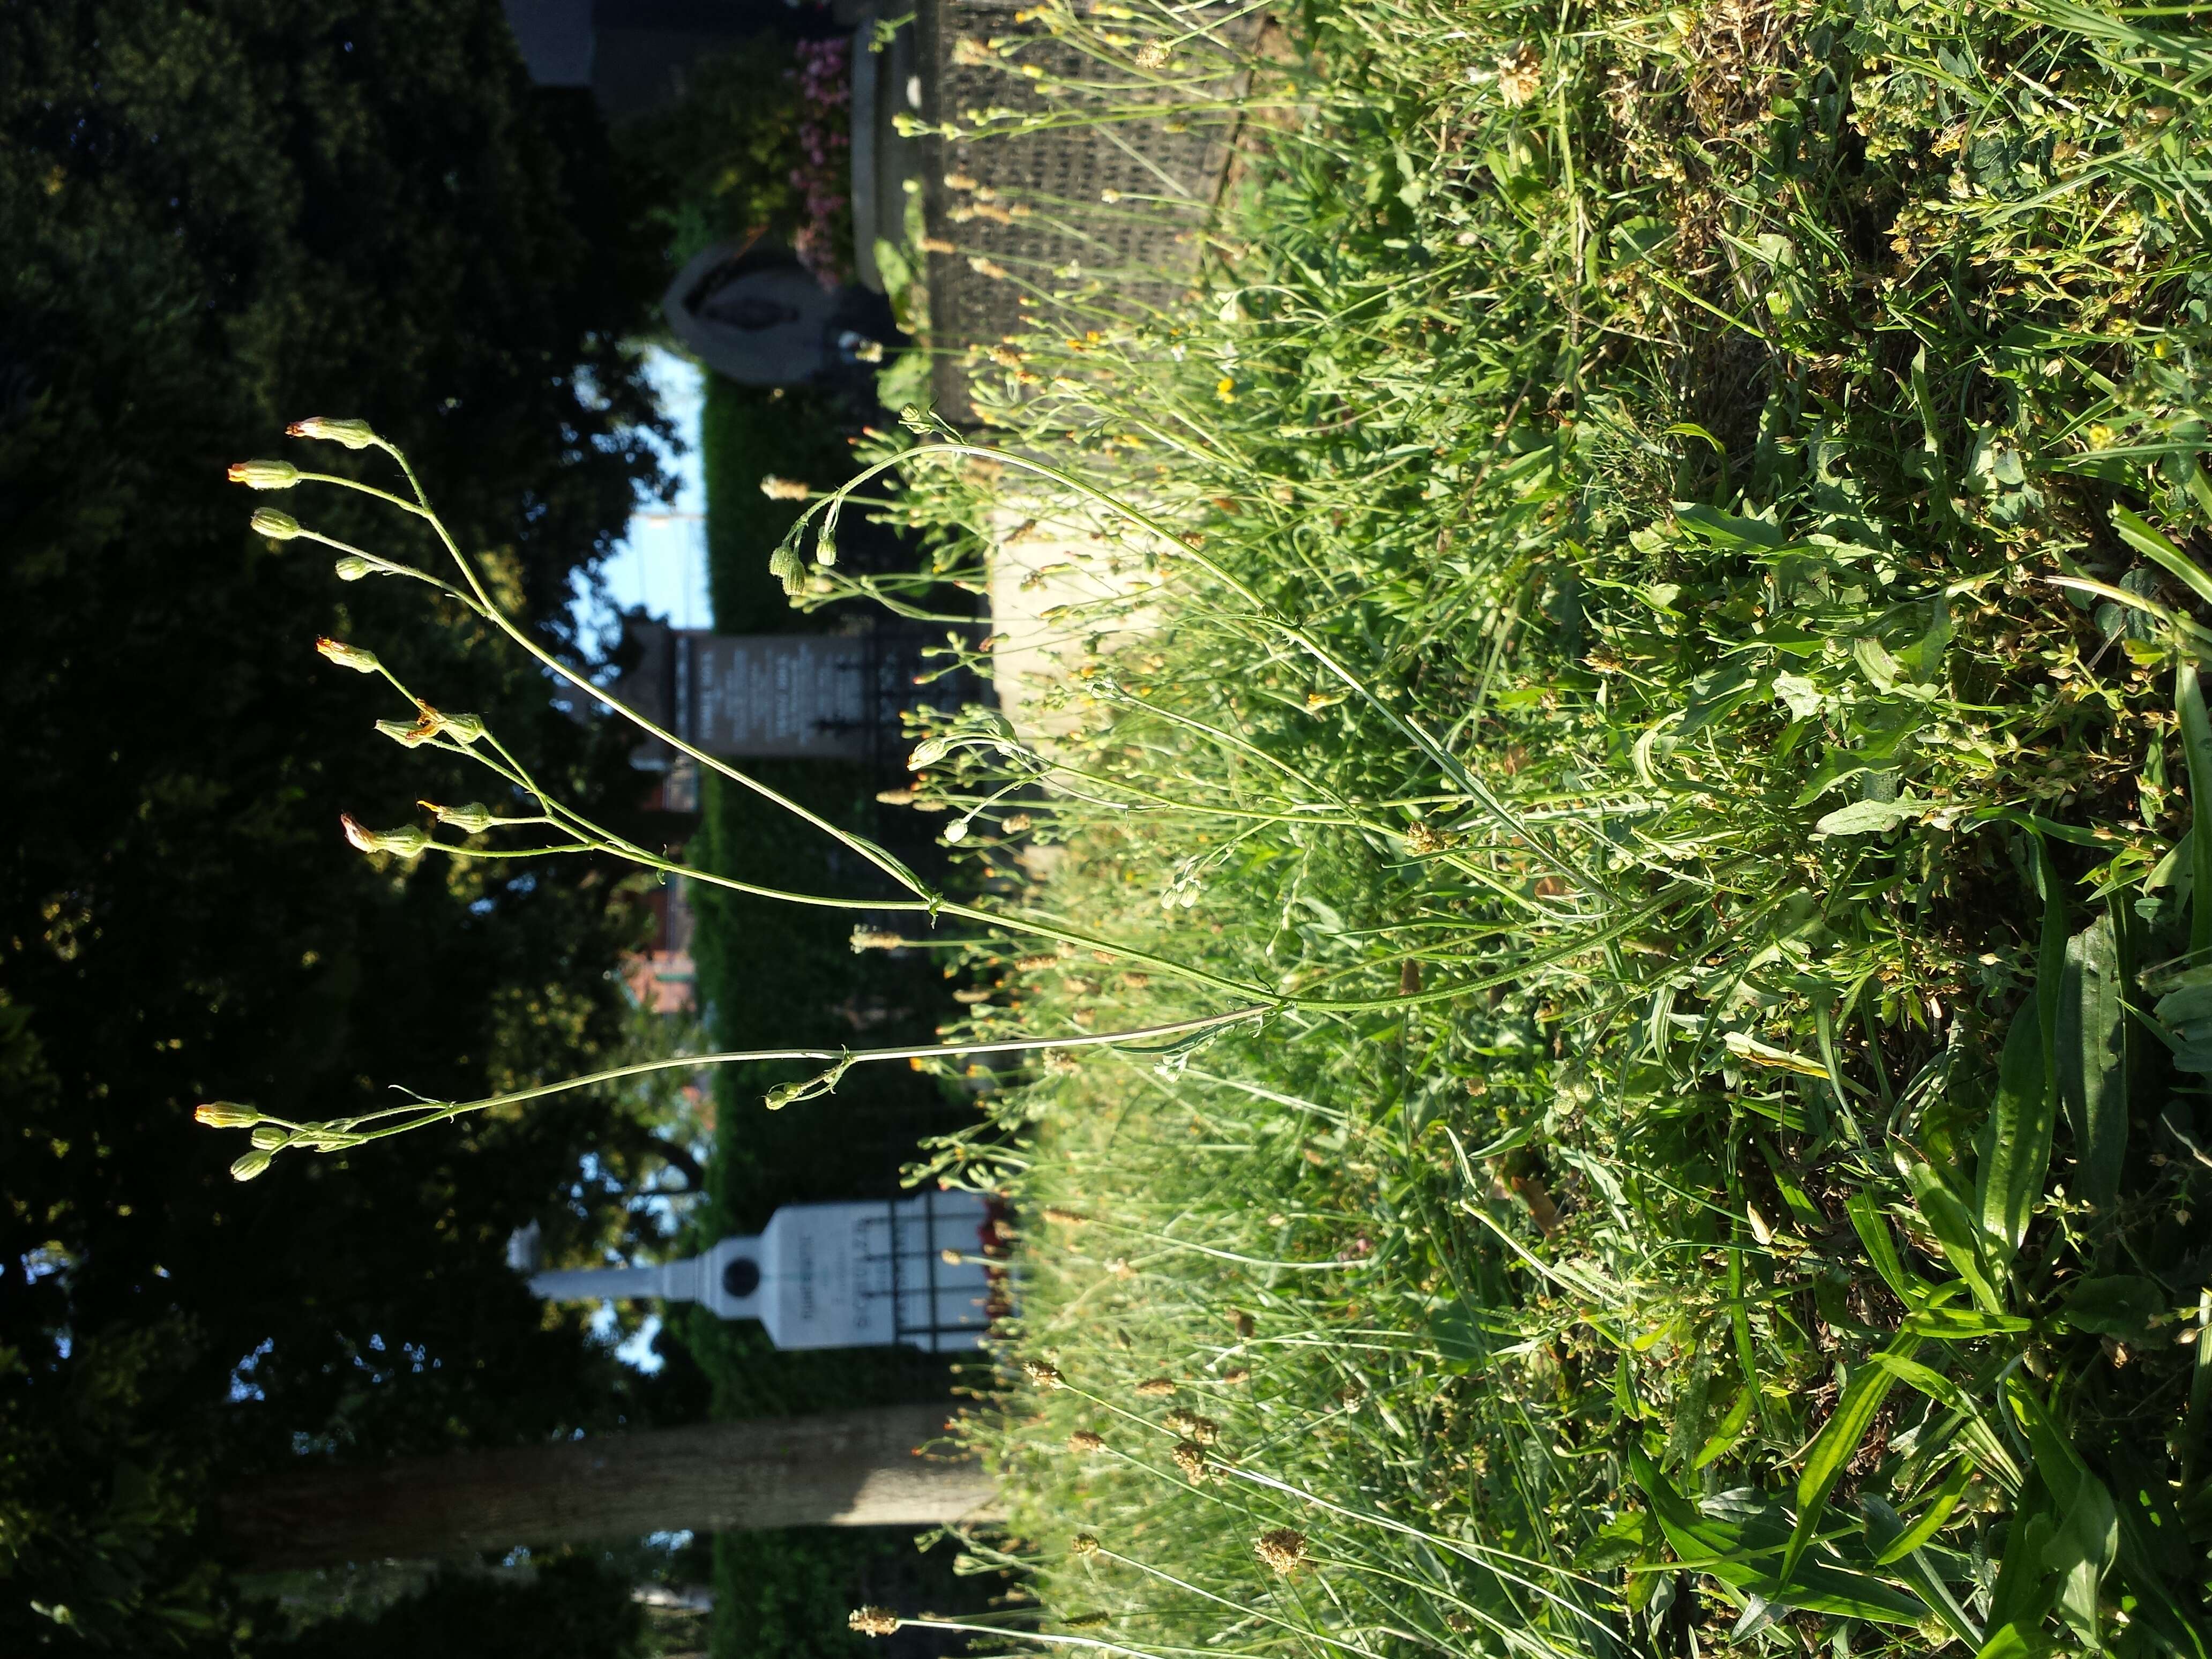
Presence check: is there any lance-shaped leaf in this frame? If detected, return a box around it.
[2056,911,2129,1210]
[1781,1334,1922,1583]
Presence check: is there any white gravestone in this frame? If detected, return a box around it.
[527,1190,995,1352]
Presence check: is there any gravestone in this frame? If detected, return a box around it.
[618,618,873,760]
[526,1190,997,1351]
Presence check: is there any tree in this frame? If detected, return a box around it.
[220,1406,998,1571]
[0,1,684,1647]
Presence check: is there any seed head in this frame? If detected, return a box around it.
[229,1148,273,1182]
[251,508,303,540]
[1171,1440,1209,1482]
[1162,1410,1219,1446]
[195,1101,258,1129]
[1134,41,1169,68]
[1254,1529,1307,1575]
[316,637,380,673]
[227,460,299,490]
[1042,1206,1088,1226]
[850,926,906,952]
[1068,1429,1105,1453]
[287,416,379,450]
[1069,1533,1101,1557]
[760,475,811,502]
[1133,1376,1175,1398]
[1497,43,1541,106]
[848,1608,900,1638]
[1063,1612,1110,1630]
[1022,1359,1066,1390]
[1220,1367,1251,1386]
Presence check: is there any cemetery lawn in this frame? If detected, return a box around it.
[788,0,2212,1654]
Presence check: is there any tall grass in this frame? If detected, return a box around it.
[802,0,2212,1653]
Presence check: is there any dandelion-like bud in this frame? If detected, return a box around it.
[251,508,304,540]
[1068,1430,1105,1453]
[377,718,438,749]
[423,801,498,833]
[1070,1533,1101,1557]
[437,711,486,745]
[1162,1410,1220,1446]
[1023,1359,1066,1390]
[287,416,379,450]
[340,814,432,859]
[943,818,970,845]
[1133,41,1169,69]
[908,736,951,768]
[250,1126,288,1150]
[769,544,807,597]
[230,1148,274,1182]
[334,556,374,581]
[195,1101,259,1129]
[1171,1440,1209,1482]
[760,475,811,502]
[1254,1529,1307,1575]
[849,1608,901,1638]
[228,460,299,490]
[1133,1376,1175,1398]
[316,637,380,674]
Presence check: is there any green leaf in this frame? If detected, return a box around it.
[1905,1160,2004,1313]
[1815,794,1929,836]
[2058,1275,2166,1340]
[2041,1465,2117,1653]
[1783,1335,1920,1582]
[1875,1458,1977,1565]
[2114,503,2212,609]
[1846,1192,1924,1305]
[2057,913,2130,1210]
[1973,1001,2053,1277]
[1903,1304,2032,1340]
[2180,666,2212,958]
[1694,1385,1756,1470]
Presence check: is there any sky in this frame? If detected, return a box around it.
[573,345,712,644]
[575,348,708,1375]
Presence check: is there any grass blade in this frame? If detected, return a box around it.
[2057,911,2129,1211]
[1781,1335,1921,1583]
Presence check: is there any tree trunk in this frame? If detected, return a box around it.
[220,1404,998,1571]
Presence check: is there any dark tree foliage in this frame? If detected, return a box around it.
[0,1,688,1648]
[255,1556,645,1659]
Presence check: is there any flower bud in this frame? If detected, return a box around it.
[340,814,431,858]
[228,460,300,490]
[250,1126,287,1150]
[334,556,373,581]
[251,508,303,540]
[422,801,497,833]
[195,1101,259,1128]
[438,711,485,745]
[909,737,951,768]
[316,637,380,673]
[377,718,438,748]
[230,1148,273,1182]
[287,416,379,450]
